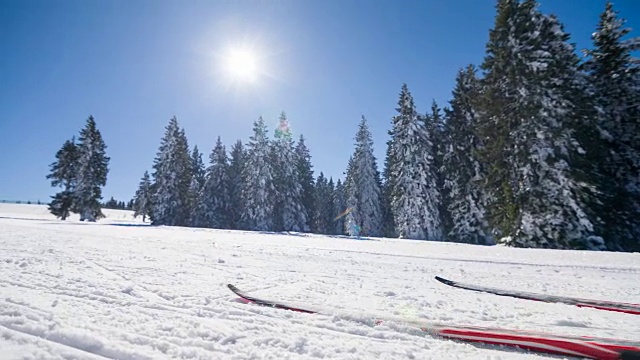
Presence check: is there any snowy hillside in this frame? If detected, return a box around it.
[1,203,638,359]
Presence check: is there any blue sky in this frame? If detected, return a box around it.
[1,0,639,203]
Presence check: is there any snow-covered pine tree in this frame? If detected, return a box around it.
[295,135,315,232]
[427,101,447,239]
[271,112,309,232]
[73,115,110,222]
[313,172,327,233]
[228,140,245,230]
[197,137,230,229]
[188,145,205,226]
[313,173,335,234]
[582,1,640,251]
[442,66,492,244]
[344,155,360,234]
[382,126,397,238]
[333,179,347,235]
[477,0,603,249]
[241,116,276,231]
[151,117,192,226]
[47,138,79,220]
[348,116,383,237]
[326,178,336,233]
[388,85,441,240]
[133,171,153,222]
[190,145,206,187]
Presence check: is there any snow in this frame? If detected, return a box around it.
[1,203,639,359]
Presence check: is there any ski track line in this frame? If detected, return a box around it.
[0,326,107,360]
[1,294,251,358]
[0,322,119,360]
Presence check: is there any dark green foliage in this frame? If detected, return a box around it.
[74,115,110,222]
[47,138,79,220]
[581,1,640,251]
[133,171,153,222]
[296,135,315,232]
[228,140,246,229]
[49,191,74,220]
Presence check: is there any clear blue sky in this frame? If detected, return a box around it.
[1,0,638,203]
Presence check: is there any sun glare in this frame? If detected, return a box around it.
[223,47,260,83]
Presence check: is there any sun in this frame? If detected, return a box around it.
[222,47,260,83]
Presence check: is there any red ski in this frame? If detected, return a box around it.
[228,284,640,360]
[435,276,640,315]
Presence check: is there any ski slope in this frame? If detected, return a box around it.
[0,203,638,359]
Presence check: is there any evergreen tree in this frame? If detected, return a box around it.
[190,145,206,187]
[477,0,603,249]
[151,117,192,226]
[427,101,447,239]
[313,173,335,234]
[104,197,118,209]
[187,146,205,226]
[442,66,492,244]
[197,137,230,228]
[242,116,276,231]
[73,115,110,222]
[228,140,246,230]
[133,171,152,222]
[347,116,383,237]
[344,156,360,234]
[272,112,309,232]
[47,138,79,220]
[326,177,336,233]
[582,1,640,251]
[382,125,397,238]
[388,85,441,240]
[296,135,315,232]
[47,138,78,190]
[333,179,347,235]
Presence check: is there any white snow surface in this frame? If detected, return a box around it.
[0,203,638,359]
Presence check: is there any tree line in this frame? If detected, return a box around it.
[49,0,639,251]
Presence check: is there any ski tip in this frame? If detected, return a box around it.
[228,284,239,292]
[434,276,455,286]
[619,350,640,360]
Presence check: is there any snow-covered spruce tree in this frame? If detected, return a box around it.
[313,173,335,234]
[347,116,383,237]
[190,145,206,187]
[388,85,441,240]
[271,112,309,232]
[151,117,192,226]
[73,115,110,222]
[326,178,336,233]
[333,179,347,235]
[241,116,276,231]
[47,138,79,220]
[426,101,447,239]
[133,171,153,222]
[477,0,602,249]
[344,157,360,235]
[582,2,640,251]
[381,126,397,238]
[228,140,246,230]
[442,66,492,244]
[188,145,205,226]
[196,137,230,229]
[296,135,315,232]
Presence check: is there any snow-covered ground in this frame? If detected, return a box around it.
[0,203,638,359]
